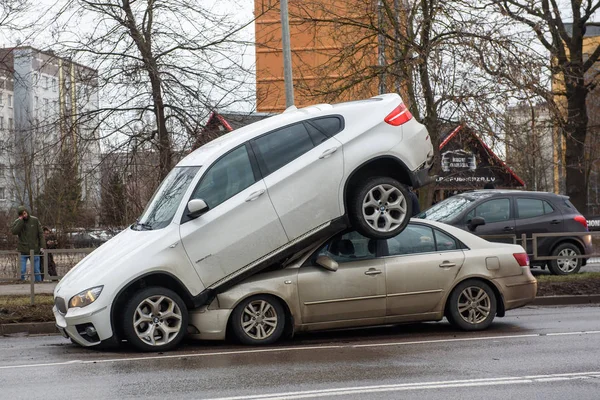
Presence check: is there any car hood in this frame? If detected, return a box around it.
[54,226,175,297]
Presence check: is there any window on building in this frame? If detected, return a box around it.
[44,76,49,90]
[53,100,58,113]
[8,118,13,130]
[0,92,3,105]
[0,188,5,200]
[52,78,57,92]
[44,98,49,117]
[8,94,12,108]
[0,116,4,130]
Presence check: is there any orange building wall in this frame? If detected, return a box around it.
[255,0,382,112]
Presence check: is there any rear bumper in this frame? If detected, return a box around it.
[494,271,537,311]
[410,164,436,189]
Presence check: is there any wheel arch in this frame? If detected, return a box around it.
[110,272,196,340]
[343,156,413,213]
[443,277,506,318]
[550,238,585,257]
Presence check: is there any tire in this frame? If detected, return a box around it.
[548,243,582,275]
[446,280,497,331]
[230,295,285,345]
[348,176,412,240]
[122,286,188,352]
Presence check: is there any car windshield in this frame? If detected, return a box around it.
[417,196,475,223]
[134,166,200,230]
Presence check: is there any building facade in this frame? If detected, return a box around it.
[0,47,101,214]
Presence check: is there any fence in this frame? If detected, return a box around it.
[480,231,600,264]
[0,248,94,304]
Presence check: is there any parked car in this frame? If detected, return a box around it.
[188,220,536,346]
[418,190,592,275]
[53,93,434,351]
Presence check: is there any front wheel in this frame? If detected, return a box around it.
[348,176,412,240]
[548,243,582,275]
[446,280,497,331]
[230,295,285,345]
[122,287,188,352]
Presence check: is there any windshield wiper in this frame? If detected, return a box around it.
[133,219,153,231]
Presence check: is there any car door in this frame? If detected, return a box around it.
[251,120,344,241]
[384,224,465,316]
[464,198,516,244]
[297,231,386,324]
[514,197,563,256]
[180,144,288,288]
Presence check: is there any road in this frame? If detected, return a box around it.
[1,305,600,399]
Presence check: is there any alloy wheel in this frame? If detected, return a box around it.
[557,248,579,273]
[457,286,491,325]
[362,184,407,233]
[240,299,278,340]
[132,295,183,347]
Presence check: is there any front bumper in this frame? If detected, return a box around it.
[53,304,113,347]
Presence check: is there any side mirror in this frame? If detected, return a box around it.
[187,199,209,219]
[468,216,486,231]
[316,256,338,272]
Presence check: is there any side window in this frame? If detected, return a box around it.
[475,199,510,223]
[434,230,458,251]
[543,201,555,214]
[190,146,256,210]
[304,122,329,145]
[516,198,545,219]
[317,231,377,264]
[253,123,314,175]
[308,117,343,137]
[386,225,436,256]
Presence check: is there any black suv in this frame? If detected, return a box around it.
[418,190,592,274]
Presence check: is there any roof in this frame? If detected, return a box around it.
[439,124,525,187]
[218,112,274,131]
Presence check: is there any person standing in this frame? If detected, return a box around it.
[11,206,44,282]
[42,226,58,279]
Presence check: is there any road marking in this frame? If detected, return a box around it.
[1,330,600,370]
[203,372,600,400]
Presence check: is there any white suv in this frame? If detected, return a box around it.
[53,93,434,351]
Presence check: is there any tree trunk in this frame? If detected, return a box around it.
[564,81,589,214]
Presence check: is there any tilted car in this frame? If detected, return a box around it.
[418,190,592,275]
[53,93,434,351]
[188,220,536,345]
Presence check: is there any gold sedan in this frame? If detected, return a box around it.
[190,220,537,345]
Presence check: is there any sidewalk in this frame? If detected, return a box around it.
[0,282,57,295]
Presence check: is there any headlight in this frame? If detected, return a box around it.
[69,286,103,309]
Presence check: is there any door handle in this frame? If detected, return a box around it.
[550,220,561,225]
[364,268,382,276]
[319,147,339,159]
[245,189,265,202]
[503,226,514,232]
[439,261,456,268]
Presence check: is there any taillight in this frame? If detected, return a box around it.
[384,103,413,126]
[574,215,588,230]
[513,253,529,267]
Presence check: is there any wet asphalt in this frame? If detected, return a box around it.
[1,305,600,399]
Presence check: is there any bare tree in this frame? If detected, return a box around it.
[51,0,257,180]
[475,0,600,213]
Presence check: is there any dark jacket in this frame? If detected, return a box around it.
[11,206,44,255]
[409,191,421,217]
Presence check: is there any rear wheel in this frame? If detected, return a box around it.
[548,243,582,275]
[446,280,497,331]
[348,176,411,240]
[230,295,285,345]
[122,287,188,352]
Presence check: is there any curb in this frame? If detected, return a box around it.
[531,295,600,306]
[1,296,600,337]
[0,322,57,336]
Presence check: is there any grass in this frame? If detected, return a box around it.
[0,295,55,324]
[535,272,600,283]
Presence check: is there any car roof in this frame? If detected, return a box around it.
[177,94,400,168]
[457,190,568,200]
